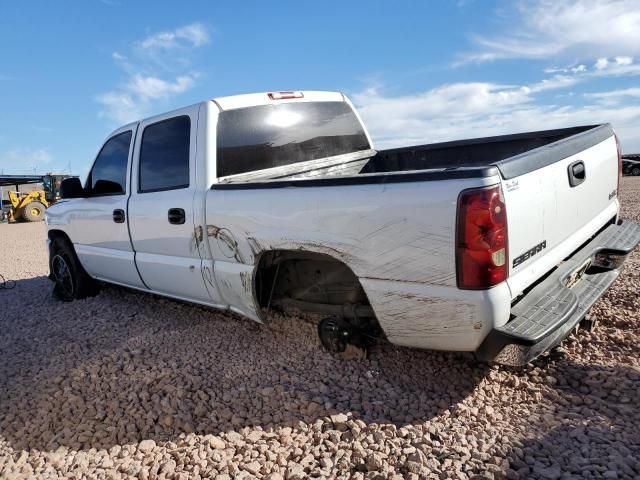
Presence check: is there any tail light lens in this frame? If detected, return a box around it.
[615,133,622,196]
[456,184,508,289]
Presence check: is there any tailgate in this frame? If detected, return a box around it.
[501,134,619,298]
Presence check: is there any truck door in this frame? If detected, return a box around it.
[70,126,145,288]
[127,106,212,302]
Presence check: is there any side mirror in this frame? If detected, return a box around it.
[60,177,85,199]
[93,179,123,195]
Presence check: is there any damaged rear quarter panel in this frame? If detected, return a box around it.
[207,179,487,283]
[205,176,505,349]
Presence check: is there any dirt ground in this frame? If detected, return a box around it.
[1,178,639,480]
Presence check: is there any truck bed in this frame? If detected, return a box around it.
[361,124,613,179]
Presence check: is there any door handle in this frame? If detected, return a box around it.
[113,209,125,223]
[568,160,586,187]
[168,208,186,225]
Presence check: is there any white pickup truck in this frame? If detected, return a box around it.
[46,90,640,365]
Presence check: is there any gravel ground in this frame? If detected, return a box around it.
[1,178,640,480]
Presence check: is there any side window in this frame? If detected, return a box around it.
[139,116,190,193]
[87,131,132,195]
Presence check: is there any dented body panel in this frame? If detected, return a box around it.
[360,278,512,350]
[203,174,508,349]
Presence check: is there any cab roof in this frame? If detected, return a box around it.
[213,91,344,111]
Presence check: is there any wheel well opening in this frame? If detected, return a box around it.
[255,250,376,324]
[48,229,72,246]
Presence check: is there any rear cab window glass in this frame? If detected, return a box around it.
[216,101,370,177]
[139,116,191,192]
[87,131,132,196]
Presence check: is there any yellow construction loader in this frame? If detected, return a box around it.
[7,189,49,222]
[0,174,77,223]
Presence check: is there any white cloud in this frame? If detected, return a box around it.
[595,56,634,71]
[591,58,640,78]
[138,23,209,51]
[586,87,640,99]
[0,148,52,174]
[353,75,590,147]
[98,74,197,124]
[97,23,209,124]
[584,87,640,107]
[540,58,639,88]
[352,83,532,147]
[352,82,640,152]
[544,64,587,74]
[460,0,640,64]
[356,83,531,118]
[615,56,634,66]
[112,51,126,62]
[96,92,145,125]
[127,74,195,100]
[527,74,582,93]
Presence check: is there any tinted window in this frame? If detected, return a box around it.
[87,131,132,195]
[217,101,370,177]
[139,116,190,192]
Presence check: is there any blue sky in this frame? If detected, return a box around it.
[1,0,640,177]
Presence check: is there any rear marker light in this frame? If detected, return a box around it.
[456,184,509,289]
[268,91,304,100]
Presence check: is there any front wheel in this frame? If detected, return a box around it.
[50,237,98,301]
[632,167,640,176]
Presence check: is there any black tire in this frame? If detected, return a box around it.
[23,201,46,222]
[49,237,98,301]
[632,167,640,176]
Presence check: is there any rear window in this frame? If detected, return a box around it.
[216,101,370,177]
[139,116,191,193]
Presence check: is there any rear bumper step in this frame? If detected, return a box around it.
[477,219,640,366]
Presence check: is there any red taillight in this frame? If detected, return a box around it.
[615,133,622,196]
[456,184,508,289]
[267,91,304,100]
